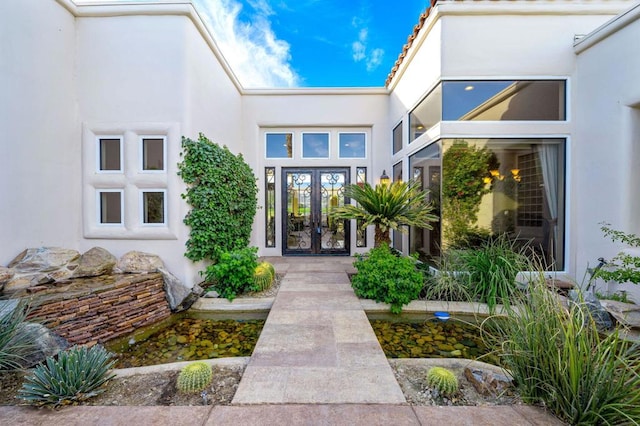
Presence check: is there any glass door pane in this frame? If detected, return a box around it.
[320,171,347,252]
[284,172,313,253]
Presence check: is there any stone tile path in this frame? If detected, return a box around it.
[233,258,405,404]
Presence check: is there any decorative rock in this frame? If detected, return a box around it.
[600,300,640,329]
[464,367,513,396]
[159,267,203,312]
[0,267,14,293]
[569,290,613,330]
[204,290,220,298]
[16,322,69,368]
[72,247,116,278]
[116,251,165,273]
[8,247,80,273]
[4,273,52,293]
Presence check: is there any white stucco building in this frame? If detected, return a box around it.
[2,0,639,301]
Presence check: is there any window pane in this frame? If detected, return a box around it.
[441,138,565,270]
[409,84,442,143]
[265,168,276,247]
[339,133,366,158]
[143,191,165,224]
[302,133,329,158]
[356,167,367,247]
[266,133,292,158]
[442,80,566,121]
[409,144,441,263]
[393,122,403,154]
[142,138,164,170]
[100,191,122,224]
[99,138,121,171]
[392,162,403,251]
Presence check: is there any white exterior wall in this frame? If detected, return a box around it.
[574,5,640,302]
[242,91,389,256]
[0,0,80,263]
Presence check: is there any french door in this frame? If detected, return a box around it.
[282,168,350,255]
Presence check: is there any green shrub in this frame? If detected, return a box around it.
[595,223,640,285]
[0,300,38,371]
[458,236,528,312]
[352,245,423,314]
[489,278,640,425]
[178,133,258,263]
[253,261,275,292]
[176,361,213,394]
[18,345,116,408]
[426,367,459,396]
[204,247,259,301]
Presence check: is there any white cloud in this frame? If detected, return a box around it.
[194,0,299,88]
[350,19,384,72]
[366,48,384,72]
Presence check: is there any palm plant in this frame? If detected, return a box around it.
[332,180,437,247]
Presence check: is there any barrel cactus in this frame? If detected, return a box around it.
[426,366,459,396]
[176,361,213,394]
[254,261,275,291]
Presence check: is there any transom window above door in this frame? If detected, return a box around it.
[262,128,370,161]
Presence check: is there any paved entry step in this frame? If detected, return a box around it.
[232,270,406,404]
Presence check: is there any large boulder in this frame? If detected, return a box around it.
[569,290,613,330]
[464,367,513,396]
[3,273,52,294]
[72,247,116,278]
[159,267,203,312]
[116,251,165,273]
[16,322,69,368]
[8,247,80,273]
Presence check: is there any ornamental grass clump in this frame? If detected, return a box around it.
[426,367,459,397]
[458,235,528,313]
[489,276,640,425]
[176,361,213,394]
[0,299,37,371]
[18,345,116,408]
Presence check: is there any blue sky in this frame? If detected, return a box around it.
[80,0,429,87]
[192,0,430,88]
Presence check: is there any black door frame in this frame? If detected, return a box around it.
[281,167,350,256]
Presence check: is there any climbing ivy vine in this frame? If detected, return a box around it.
[178,133,258,262]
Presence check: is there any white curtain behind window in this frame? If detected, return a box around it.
[536,145,558,261]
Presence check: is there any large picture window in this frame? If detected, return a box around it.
[442,80,566,121]
[433,138,565,270]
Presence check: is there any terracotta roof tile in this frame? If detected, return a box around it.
[385,0,437,87]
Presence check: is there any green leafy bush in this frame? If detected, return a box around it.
[595,223,640,285]
[176,361,213,394]
[0,300,37,371]
[178,133,258,262]
[458,236,528,312]
[18,345,116,408]
[488,278,640,425]
[204,247,259,301]
[352,245,423,314]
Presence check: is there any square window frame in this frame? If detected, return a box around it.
[338,132,367,159]
[265,132,294,159]
[139,136,167,173]
[301,132,330,159]
[140,189,167,226]
[96,136,123,173]
[96,189,124,226]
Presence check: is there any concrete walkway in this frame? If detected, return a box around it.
[0,257,565,425]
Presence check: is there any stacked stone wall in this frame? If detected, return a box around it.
[28,273,171,345]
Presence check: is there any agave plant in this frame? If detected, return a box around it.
[18,345,116,407]
[332,180,437,247]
